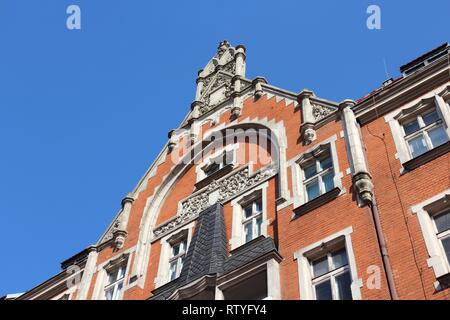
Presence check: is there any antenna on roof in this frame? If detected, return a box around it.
[382,57,393,87]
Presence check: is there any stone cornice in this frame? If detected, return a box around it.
[355,56,450,125]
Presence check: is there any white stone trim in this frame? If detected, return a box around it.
[76,249,98,300]
[154,221,195,289]
[289,135,344,209]
[230,182,269,250]
[411,189,450,284]
[131,118,289,288]
[294,226,362,300]
[384,82,450,166]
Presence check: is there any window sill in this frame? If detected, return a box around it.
[402,141,450,172]
[195,164,234,190]
[292,187,341,219]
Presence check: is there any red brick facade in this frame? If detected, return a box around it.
[17,41,450,300]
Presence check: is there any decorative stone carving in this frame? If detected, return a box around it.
[168,129,178,152]
[113,230,127,250]
[153,165,276,238]
[353,172,374,205]
[102,219,121,242]
[312,104,335,122]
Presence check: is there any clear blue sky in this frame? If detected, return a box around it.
[0,0,448,296]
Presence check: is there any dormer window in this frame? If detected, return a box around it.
[402,108,448,158]
[202,150,233,177]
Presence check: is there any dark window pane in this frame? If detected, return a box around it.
[408,135,428,158]
[322,172,335,193]
[312,256,329,278]
[335,270,353,300]
[435,211,450,234]
[304,163,317,180]
[332,249,348,269]
[428,126,448,148]
[441,237,450,264]
[314,280,333,300]
[422,110,440,126]
[306,180,320,201]
[403,119,421,136]
[320,156,333,171]
[244,205,253,219]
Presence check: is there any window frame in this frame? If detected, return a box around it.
[385,87,450,169]
[412,190,450,288]
[290,135,344,210]
[230,182,269,250]
[168,238,187,281]
[104,265,126,300]
[401,108,448,159]
[302,155,335,202]
[310,248,351,300]
[294,227,362,300]
[154,223,194,288]
[242,198,263,244]
[432,209,450,266]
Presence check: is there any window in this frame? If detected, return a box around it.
[310,248,352,300]
[242,198,263,244]
[104,265,126,300]
[302,155,335,202]
[294,227,362,300]
[168,239,187,281]
[412,191,450,284]
[433,209,450,265]
[402,108,448,158]
[202,150,233,177]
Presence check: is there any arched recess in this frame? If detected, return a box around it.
[130,119,289,289]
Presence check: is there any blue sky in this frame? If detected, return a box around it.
[0,0,448,296]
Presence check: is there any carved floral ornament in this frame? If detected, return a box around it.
[312,104,335,122]
[152,165,277,239]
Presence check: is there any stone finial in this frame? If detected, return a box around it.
[298,89,316,145]
[252,77,267,99]
[168,129,177,152]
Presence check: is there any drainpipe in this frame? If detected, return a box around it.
[339,99,398,300]
[368,197,399,300]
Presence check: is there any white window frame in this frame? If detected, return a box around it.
[290,135,344,209]
[154,222,194,288]
[91,251,132,300]
[242,198,264,244]
[230,182,269,250]
[385,84,450,168]
[294,227,362,300]
[104,265,126,300]
[168,238,187,281]
[310,248,351,300]
[302,154,335,202]
[433,210,450,266]
[412,190,450,288]
[401,107,448,158]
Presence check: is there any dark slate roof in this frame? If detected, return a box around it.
[177,203,228,285]
[221,236,279,275]
[150,203,282,300]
